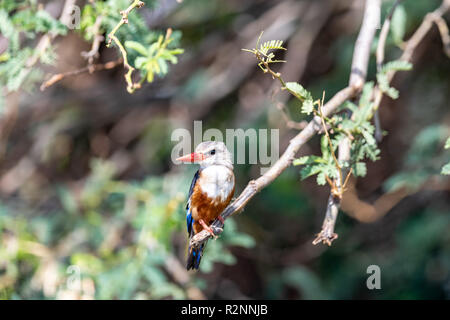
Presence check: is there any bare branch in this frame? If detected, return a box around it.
[349,0,381,90]
[40,59,123,91]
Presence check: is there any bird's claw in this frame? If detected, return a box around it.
[199,219,218,239]
[312,230,338,246]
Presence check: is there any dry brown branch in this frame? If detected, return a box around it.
[40,59,123,91]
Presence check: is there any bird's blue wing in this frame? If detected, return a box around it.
[186,170,200,234]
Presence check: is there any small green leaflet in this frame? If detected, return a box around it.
[285,82,314,115]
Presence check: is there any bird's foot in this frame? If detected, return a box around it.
[217,215,225,225]
[199,219,218,239]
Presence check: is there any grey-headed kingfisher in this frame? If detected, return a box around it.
[177,141,235,270]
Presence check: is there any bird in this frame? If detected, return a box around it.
[176,141,235,270]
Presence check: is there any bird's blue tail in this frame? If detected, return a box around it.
[186,243,205,270]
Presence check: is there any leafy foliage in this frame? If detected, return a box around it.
[126,32,184,83]
[0,159,254,299]
[0,2,68,93]
[391,3,407,45]
[376,60,413,99]
[285,82,315,115]
[0,0,183,99]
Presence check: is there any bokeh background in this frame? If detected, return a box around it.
[1,0,449,299]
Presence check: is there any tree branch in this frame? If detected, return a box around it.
[106,0,145,93]
[313,0,381,246]
[40,59,123,91]
[191,0,450,250]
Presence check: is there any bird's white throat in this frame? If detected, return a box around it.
[198,165,234,202]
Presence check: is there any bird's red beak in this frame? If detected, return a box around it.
[176,152,205,163]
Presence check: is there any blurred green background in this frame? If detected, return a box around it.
[0,0,449,299]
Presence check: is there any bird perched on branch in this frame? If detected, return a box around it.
[177,141,235,270]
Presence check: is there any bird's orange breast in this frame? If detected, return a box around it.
[190,182,234,234]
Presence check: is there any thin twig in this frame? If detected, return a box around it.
[40,59,123,91]
[374,0,404,142]
[81,15,104,66]
[106,0,145,93]
[430,13,450,58]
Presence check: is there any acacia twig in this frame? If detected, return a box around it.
[40,59,123,91]
[106,0,145,93]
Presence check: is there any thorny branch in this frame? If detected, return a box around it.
[106,0,145,93]
[189,0,450,250]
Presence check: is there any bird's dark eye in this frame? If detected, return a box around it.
[210,149,216,155]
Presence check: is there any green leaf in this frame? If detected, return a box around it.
[259,39,286,55]
[359,82,374,107]
[300,165,323,180]
[444,137,450,149]
[382,60,413,73]
[285,82,314,115]
[441,163,450,175]
[285,82,312,101]
[302,99,314,115]
[293,155,324,166]
[134,56,147,69]
[391,4,407,45]
[316,172,326,186]
[125,41,148,56]
[353,162,367,177]
[377,73,399,99]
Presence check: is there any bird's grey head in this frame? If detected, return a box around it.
[195,141,233,169]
